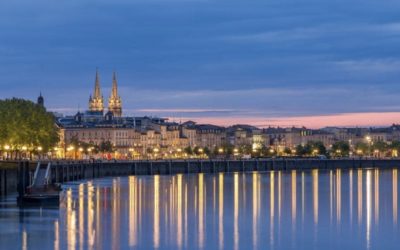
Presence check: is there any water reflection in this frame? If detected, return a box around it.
[393,169,398,225]
[2,169,400,249]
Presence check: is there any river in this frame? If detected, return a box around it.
[0,168,399,249]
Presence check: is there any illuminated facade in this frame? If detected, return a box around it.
[89,70,104,114]
[108,72,122,117]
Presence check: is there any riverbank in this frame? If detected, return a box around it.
[2,158,400,197]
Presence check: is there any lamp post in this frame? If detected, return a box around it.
[4,145,10,160]
[37,146,43,160]
[366,136,372,157]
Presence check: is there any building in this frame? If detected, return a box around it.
[108,72,122,117]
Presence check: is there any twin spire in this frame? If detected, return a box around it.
[89,69,122,117]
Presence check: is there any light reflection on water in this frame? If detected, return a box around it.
[0,168,400,249]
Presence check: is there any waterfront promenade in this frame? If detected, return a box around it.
[1,158,400,197]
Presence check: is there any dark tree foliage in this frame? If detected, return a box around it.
[0,98,59,155]
[295,141,327,156]
[331,141,350,156]
[184,146,193,155]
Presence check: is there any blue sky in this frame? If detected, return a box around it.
[1,0,400,127]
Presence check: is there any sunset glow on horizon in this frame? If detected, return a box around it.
[184,112,400,129]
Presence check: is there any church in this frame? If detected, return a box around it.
[88,69,122,118]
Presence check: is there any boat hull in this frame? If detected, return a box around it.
[18,194,60,207]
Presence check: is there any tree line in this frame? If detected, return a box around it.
[0,98,59,159]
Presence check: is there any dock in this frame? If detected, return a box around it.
[0,158,400,199]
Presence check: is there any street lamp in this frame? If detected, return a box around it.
[365,135,372,157]
[4,145,10,159]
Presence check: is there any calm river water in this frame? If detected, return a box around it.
[0,169,400,249]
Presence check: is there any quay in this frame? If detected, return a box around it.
[1,158,400,198]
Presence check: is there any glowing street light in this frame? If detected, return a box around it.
[218,148,224,154]
[37,146,43,151]
[22,146,27,151]
[4,145,10,150]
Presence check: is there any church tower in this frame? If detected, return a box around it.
[108,72,122,117]
[37,92,44,107]
[89,69,104,114]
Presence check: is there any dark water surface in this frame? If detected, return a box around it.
[1,169,400,249]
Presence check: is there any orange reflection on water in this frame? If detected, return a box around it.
[278,171,282,223]
[66,188,76,250]
[301,172,305,223]
[349,169,353,224]
[252,172,259,248]
[177,174,183,249]
[374,169,379,225]
[330,170,333,223]
[234,173,239,250]
[198,173,204,249]
[312,169,319,225]
[129,177,138,247]
[393,169,398,225]
[336,169,341,223]
[358,169,363,225]
[291,170,297,225]
[87,182,95,249]
[112,179,121,250]
[270,172,275,248]
[154,175,160,249]
[79,184,84,250]
[218,173,224,250]
[366,170,372,249]
[54,220,59,250]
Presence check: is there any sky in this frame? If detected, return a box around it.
[1,0,400,128]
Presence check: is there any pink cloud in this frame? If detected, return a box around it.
[180,112,400,128]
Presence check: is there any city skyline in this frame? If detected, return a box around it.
[1,0,400,128]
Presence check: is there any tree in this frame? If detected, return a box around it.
[283,147,292,156]
[99,141,114,153]
[372,141,388,157]
[390,141,400,157]
[331,141,350,157]
[295,141,326,157]
[309,141,327,156]
[0,98,59,159]
[184,146,193,155]
[355,142,369,155]
[203,147,211,157]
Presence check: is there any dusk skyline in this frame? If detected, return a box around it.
[1,0,400,128]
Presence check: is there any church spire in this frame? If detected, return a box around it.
[111,71,118,98]
[108,71,122,117]
[94,68,102,99]
[89,69,104,113]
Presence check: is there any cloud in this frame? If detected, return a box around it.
[334,59,400,73]
[1,0,400,127]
